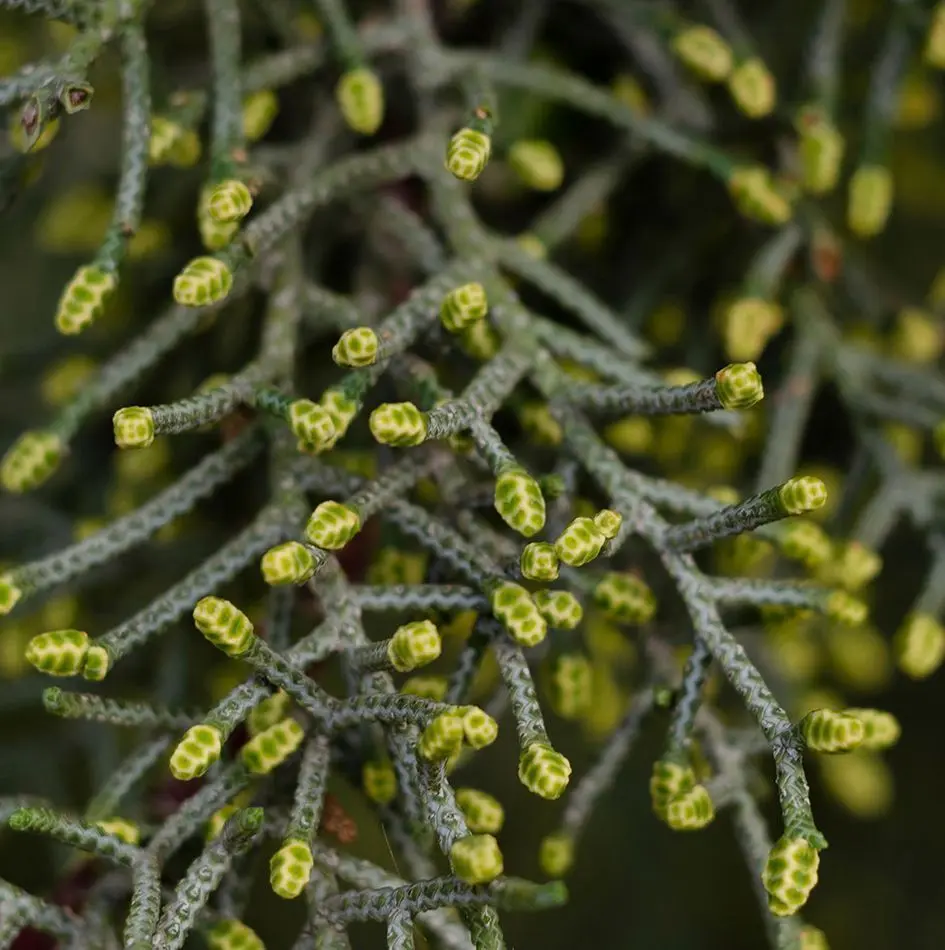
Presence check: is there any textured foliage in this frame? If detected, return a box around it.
[1,2,944,950]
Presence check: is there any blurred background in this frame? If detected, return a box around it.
[3,1,945,947]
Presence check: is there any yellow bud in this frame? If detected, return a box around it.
[1,430,64,493]
[925,2,945,69]
[727,166,792,225]
[891,307,942,363]
[727,58,776,118]
[847,165,893,239]
[818,752,893,819]
[335,69,384,135]
[895,613,945,679]
[507,140,565,191]
[672,25,733,82]
[242,90,279,142]
[55,266,117,335]
[721,298,783,362]
[795,108,845,195]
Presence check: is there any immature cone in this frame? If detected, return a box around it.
[593,572,656,624]
[715,362,764,409]
[288,398,337,452]
[778,476,827,515]
[847,165,893,238]
[193,596,255,657]
[206,920,265,950]
[796,109,845,195]
[55,265,116,334]
[554,516,607,567]
[727,58,776,118]
[533,590,583,630]
[441,282,488,332]
[494,466,546,537]
[418,712,465,760]
[844,708,901,750]
[539,832,575,877]
[800,708,865,753]
[665,785,715,831]
[207,179,253,223]
[241,718,305,774]
[335,68,384,135]
[650,760,697,820]
[671,25,733,81]
[722,299,783,362]
[460,316,501,360]
[727,166,792,225]
[824,591,868,627]
[456,788,505,834]
[460,706,499,749]
[388,619,442,672]
[828,541,882,591]
[25,629,89,676]
[113,407,155,449]
[0,573,23,615]
[363,759,398,805]
[776,520,832,568]
[490,581,548,646]
[248,690,291,736]
[0,430,64,493]
[762,835,820,916]
[173,256,233,306]
[519,741,572,799]
[593,509,622,540]
[446,127,492,181]
[370,402,427,446]
[520,542,559,581]
[895,613,945,679]
[261,541,317,586]
[450,834,504,884]
[332,327,379,367]
[149,117,201,167]
[242,89,280,141]
[149,116,181,164]
[82,644,109,680]
[320,388,359,448]
[304,501,361,550]
[170,724,224,780]
[198,183,239,250]
[547,652,593,719]
[508,139,565,191]
[270,839,314,899]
